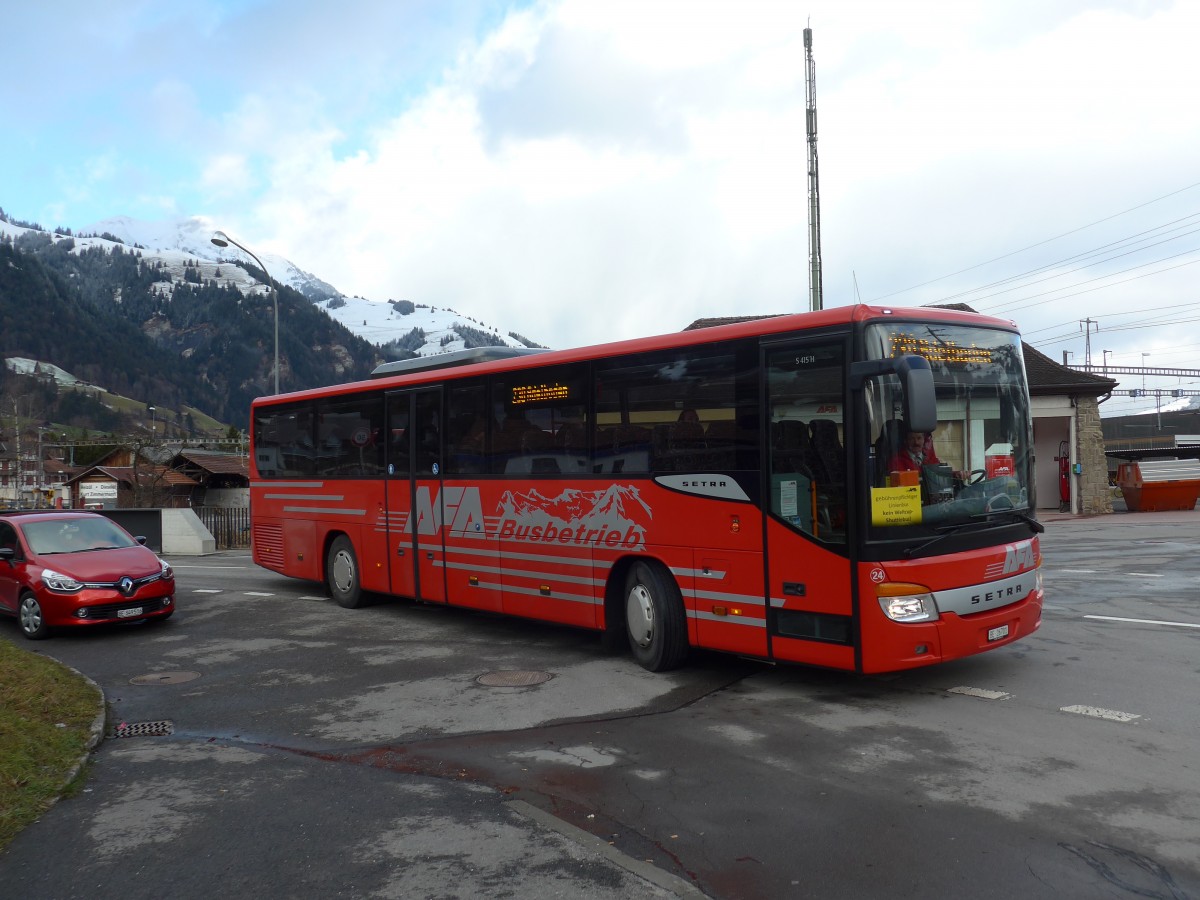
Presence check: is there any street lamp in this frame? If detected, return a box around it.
[211,230,279,394]
[148,405,156,436]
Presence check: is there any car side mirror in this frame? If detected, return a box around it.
[135,536,148,546]
[0,547,14,563]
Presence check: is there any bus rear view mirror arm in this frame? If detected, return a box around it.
[849,354,937,434]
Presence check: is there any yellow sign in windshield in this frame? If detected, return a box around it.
[871,485,922,526]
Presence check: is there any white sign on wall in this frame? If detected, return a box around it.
[80,482,119,500]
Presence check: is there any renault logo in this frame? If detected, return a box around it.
[118,577,135,596]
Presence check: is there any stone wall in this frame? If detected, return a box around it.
[1075,396,1113,515]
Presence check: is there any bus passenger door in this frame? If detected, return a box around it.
[762,340,856,670]
[386,388,447,604]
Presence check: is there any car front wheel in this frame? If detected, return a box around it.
[18,593,50,640]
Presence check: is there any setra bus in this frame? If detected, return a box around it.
[249,304,1043,673]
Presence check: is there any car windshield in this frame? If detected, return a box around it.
[862,321,1034,542]
[21,518,138,555]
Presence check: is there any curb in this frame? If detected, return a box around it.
[55,663,106,799]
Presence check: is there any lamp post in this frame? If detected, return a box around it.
[148,405,156,436]
[211,230,279,394]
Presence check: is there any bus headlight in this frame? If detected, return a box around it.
[877,582,939,623]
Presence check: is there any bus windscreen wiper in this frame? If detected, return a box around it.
[903,520,990,558]
[970,509,1044,533]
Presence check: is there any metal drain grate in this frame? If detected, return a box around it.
[130,671,201,685]
[111,720,175,739]
[476,670,554,687]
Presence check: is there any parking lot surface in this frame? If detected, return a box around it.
[2,509,1198,899]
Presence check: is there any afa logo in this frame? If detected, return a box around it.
[985,539,1037,578]
[407,486,487,536]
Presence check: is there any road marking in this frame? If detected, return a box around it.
[1085,614,1200,630]
[1124,572,1164,578]
[1059,569,1096,574]
[244,591,275,597]
[299,595,327,601]
[192,589,222,594]
[948,686,1011,700]
[1060,705,1140,723]
[169,565,254,569]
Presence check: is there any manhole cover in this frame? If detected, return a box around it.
[130,671,202,685]
[476,670,554,687]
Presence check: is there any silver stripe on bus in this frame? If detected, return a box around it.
[687,610,767,628]
[934,570,1034,617]
[444,543,607,570]
[282,506,367,516]
[672,567,728,580]
[471,580,603,606]
[265,493,344,501]
[654,474,750,502]
[447,564,605,589]
[691,589,766,607]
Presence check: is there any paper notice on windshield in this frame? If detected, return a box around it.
[871,485,922,526]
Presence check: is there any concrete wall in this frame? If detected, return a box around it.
[102,508,215,554]
[161,508,217,555]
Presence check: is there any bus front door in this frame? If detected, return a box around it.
[386,388,447,604]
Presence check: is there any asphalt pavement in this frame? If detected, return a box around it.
[2,505,1198,899]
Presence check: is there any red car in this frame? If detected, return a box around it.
[0,511,175,639]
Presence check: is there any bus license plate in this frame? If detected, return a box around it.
[987,624,1009,642]
[118,607,143,618]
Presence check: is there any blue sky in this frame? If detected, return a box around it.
[4,0,1200,416]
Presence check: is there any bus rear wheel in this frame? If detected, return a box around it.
[326,536,365,609]
[624,561,688,672]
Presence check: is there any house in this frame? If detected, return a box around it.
[166,449,250,507]
[64,464,197,510]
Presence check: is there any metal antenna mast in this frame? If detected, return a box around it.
[1079,318,1099,369]
[805,25,824,312]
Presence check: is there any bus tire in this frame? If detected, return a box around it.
[624,561,688,672]
[326,536,365,609]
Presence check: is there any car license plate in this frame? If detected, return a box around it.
[118,607,144,618]
[987,624,1010,642]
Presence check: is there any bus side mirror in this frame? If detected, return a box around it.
[895,355,937,434]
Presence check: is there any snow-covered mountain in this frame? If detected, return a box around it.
[1,213,541,359]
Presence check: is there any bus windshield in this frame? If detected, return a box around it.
[862,321,1034,540]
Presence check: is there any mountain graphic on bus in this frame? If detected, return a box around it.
[496,484,652,548]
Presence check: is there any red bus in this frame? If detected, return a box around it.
[249,304,1043,673]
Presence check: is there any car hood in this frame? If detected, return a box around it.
[41,546,163,581]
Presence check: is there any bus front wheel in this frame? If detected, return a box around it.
[327,536,365,609]
[624,561,688,672]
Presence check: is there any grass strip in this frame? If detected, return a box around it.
[0,638,102,850]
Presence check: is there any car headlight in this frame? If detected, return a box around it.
[160,559,174,580]
[42,569,85,593]
[877,582,939,623]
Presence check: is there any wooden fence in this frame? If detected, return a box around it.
[195,506,251,550]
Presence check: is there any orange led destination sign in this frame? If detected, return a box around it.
[890,335,994,365]
[511,382,571,405]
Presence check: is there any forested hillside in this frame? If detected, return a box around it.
[0,230,381,431]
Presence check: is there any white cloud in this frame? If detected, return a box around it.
[10,0,1199,414]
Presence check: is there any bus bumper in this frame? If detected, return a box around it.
[862,589,1043,674]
